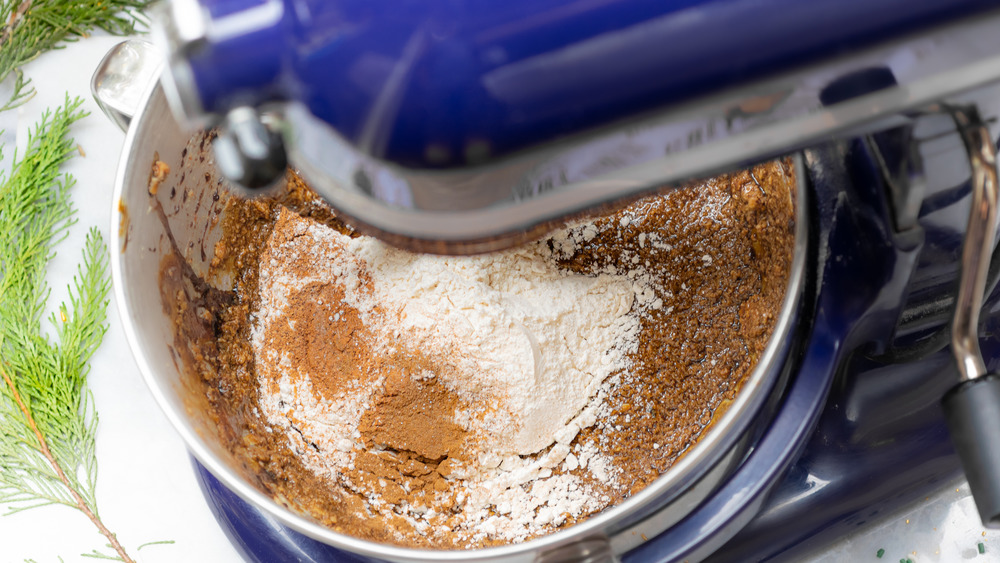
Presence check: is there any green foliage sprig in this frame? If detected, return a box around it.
[0,0,150,112]
[0,96,131,561]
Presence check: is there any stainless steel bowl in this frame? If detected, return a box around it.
[99,40,809,563]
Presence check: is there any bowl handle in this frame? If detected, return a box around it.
[90,39,162,133]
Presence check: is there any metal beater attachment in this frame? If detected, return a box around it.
[941,105,1000,527]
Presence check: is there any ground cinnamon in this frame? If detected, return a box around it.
[261,263,470,486]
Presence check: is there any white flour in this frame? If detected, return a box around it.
[252,208,663,542]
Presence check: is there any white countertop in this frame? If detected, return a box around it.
[0,36,242,563]
[1,34,997,563]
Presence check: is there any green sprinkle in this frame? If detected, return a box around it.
[876,548,885,558]
[979,542,986,554]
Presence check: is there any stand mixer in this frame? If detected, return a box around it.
[93,0,1000,560]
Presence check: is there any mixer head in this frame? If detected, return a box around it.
[152,0,1000,254]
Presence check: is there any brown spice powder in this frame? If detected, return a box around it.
[251,208,485,535]
[359,371,466,461]
[262,272,470,462]
[266,279,469,511]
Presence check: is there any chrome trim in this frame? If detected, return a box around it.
[951,105,999,382]
[157,0,208,55]
[151,0,209,132]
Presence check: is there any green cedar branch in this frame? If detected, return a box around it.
[0,0,150,112]
[0,96,129,561]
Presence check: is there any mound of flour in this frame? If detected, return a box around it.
[254,209,645,457]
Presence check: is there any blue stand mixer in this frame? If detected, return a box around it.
[100,0,1000,560]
